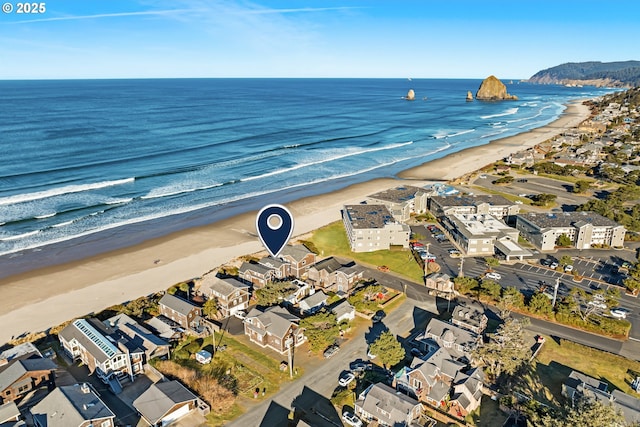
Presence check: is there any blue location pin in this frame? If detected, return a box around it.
[256,204,294,258]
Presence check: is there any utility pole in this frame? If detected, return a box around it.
[552,277,560,308]
[458,256,465,278]
[286,333,294,378]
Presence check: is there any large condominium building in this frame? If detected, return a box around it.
[342,204,410,253]
[515,211,626,251]
[367,186,428,222]
[429,195,520,219]
[441,213,531,260]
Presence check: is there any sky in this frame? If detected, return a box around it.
[1,0,639,79]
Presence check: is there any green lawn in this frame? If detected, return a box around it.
[470,186,532,205]
[534,337,640,396]
[309,221,424,283]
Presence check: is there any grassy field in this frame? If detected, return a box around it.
[534,336,640,397]
[308,221,424,283]
[470,185,532,205]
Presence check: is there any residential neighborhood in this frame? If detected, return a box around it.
[2,88,640,427]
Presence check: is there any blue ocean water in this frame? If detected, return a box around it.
[0,78,615,275]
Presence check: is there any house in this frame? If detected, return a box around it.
[146,316,183,342]
[0,357,57,404]
[280,245,317,279]
[298,291,328,315]
[355,383,423,426]
[416,318,482,362]
[331,300,356,323]
[104,313,170,361]
[563,370,640,425]
[307,257,363,294]
[244,306,306,354]
[59,318,145,390]
[134,380,205,426]
[0,343,42,363]
[258,257,290,279]
[158,294,202,330]
[31,383,115,427]
[450,302,488,335]
[449,368,485,418]
[367,186,429,221]
[396,347,465,408]
[283,280,315,306]
[429,195,519,219]
[424,273,454,294]
[0,401,21,425]
[238,262,275,288]
[342,204,411,252]
[196,275,250,318]
[516,211,626,251]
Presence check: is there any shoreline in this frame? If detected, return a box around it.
[0,100,592,345]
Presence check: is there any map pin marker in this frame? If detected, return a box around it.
[256,204,294,258]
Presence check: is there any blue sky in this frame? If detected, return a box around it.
[1,0,639,79]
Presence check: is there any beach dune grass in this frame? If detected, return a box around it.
[308,221,424,283]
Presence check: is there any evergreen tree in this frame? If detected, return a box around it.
[369,330,405,369]
[299,310,339,352]
[472,317,530,381]
[202,298,218,319]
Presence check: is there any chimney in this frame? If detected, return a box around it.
[81,383,90,394]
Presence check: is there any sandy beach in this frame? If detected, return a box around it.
[0,100,592,345]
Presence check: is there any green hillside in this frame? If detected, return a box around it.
[529,61,640,86]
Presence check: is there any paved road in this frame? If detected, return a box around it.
[226,297,439,426]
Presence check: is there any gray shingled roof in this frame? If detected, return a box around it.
[30,384,115,427]
[280,245,313,262]
[0,357,57,391]
[199,275,249,298]
[331,300,355,319]
[159,294,198,316]
[431,194,513,207]
[133,380,197,425]
[311,257,343,274]
[299,291,327,309]
[244,306,299,339]
[356,383,419,426]
[0,401,19,424]
[239,262,274,276]
[259,256,288,269]
[612,390,640,425]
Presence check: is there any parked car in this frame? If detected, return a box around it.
[350,361,370,372]
[564,265,574,273]
[540,259,549,266]
[339,372,356,387]
[485,272,501,280]
[550,262,559,269]
[377,265,390,272]
[234,311,246,319]
[323,344,340,359]
[610,308,628,319]
[367,348,377,359]
[342,412,363,427]
[588,300,607,310]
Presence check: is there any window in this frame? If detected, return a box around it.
[18,384,30,393]
[101,420,112,427]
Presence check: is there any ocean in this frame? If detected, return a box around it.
[0,78,615,278]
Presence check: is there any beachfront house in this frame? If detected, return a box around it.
[355,383,423,426]
[258,256,290,279]
[367,186,429,222]
[104,313,170,361]
[307,257,363,294]
[0,357,57,404]
[59,318,145,391]
[158,294,202,331]
[238,262,275,288]
[424,273,454,295]
[196,275,251,318]
[280,245,317,279]
[31,383,116,427]
[515,211,626,251]
[342,204,411,252]
[133,380,208,426]
[243,306,306,354]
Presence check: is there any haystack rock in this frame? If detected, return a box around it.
[466,90,474,101]
[406,89,415,101]
[475,75,518,100]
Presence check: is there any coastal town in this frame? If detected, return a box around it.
[2,86,640,427]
